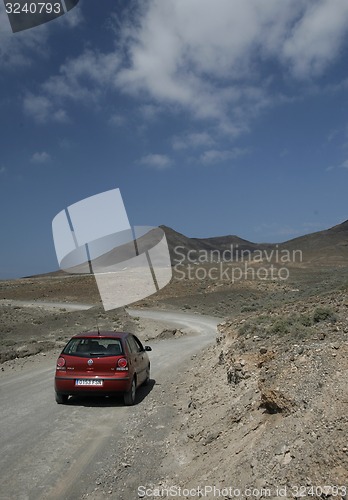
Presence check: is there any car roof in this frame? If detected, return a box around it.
[72,331,131,340]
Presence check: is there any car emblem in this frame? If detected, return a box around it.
[87,359,93,366]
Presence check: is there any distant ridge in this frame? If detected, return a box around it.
[275,220,348,264]
[160,219,348,264]
[24,219,348,278]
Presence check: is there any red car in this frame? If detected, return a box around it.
[55,331,152,405]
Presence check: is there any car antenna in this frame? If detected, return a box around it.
[97,319,101,335]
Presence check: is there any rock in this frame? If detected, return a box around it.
[188,399,196,409]
[158,329,178,339]
[275,444,290,456]
[227,366,244,385]
[259,387,295,414]
[203,431,220,445]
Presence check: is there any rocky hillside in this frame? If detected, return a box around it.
[162,289,348,495]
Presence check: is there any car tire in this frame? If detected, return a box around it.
[55,392,69,404]
[124,378,136,406]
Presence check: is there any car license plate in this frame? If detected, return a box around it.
[75,379,103,386]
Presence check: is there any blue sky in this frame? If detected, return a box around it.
[1,0,348,278]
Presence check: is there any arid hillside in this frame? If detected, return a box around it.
[159,288,348,495]
[161,219,348,265]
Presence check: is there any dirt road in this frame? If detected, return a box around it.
[0,309,220,500]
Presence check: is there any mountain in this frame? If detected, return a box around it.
[277,220,348,264]
[26,220,348,279]
[161,225,260,252]
[161,219,348,265]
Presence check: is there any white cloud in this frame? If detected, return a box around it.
[43,50,120,102]
[282,0,348,79]
[115,0,348,124]
[53,109,69,123]
[139,104,161,121]
[24,49,121,122]
[30,151,51,163]
[23,94,69,123]
[327,129,339,142]
[59,138,73,150]
[109,113,125,126]
[200,148,246,165]
[59,5,84,28]
[23,94,51,122]
[139,154,172,170]
[21,0,348,136]
[326,158,348,170]
[172,132,215,150]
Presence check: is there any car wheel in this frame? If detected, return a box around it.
[55,392,69,404]
[143,365,150,386]
[124,378,136,406]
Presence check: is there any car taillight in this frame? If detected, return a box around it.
[56,357,66,370]
[117,358,128,370]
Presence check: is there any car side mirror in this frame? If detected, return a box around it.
[144,346,152,352]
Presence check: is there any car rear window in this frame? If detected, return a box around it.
[63,338,123,357]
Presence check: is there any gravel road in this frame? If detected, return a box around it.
[0,308,220,500]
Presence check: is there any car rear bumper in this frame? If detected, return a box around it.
[55,375,131,395]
